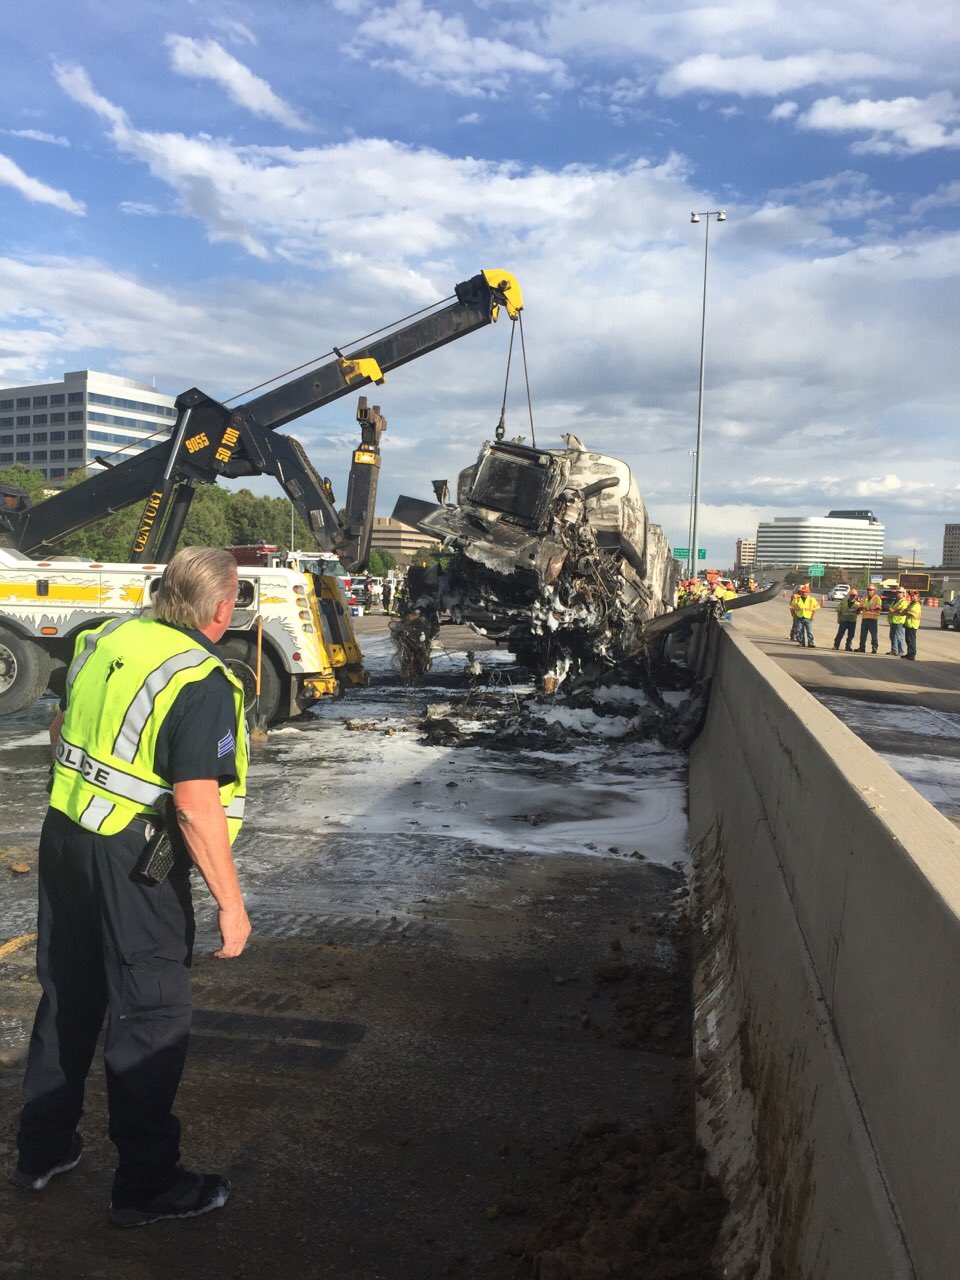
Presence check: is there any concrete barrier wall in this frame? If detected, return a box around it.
[689,626,960,1279]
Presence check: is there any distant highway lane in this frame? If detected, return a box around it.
[731,596,960,716]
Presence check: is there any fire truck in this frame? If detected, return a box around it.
[0,270,522,719]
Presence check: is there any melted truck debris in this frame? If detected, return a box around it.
[392,434,775,694]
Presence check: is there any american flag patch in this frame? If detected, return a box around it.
[217,731,236,759]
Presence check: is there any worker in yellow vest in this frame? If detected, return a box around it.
[887,587,909,656]
[902,589,923,661]
[794,584,820,647]
[833,588,860,650]
[788,587,804,642]
[12,547,250,1228]
[857,584,883,653]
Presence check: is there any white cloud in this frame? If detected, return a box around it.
[336,0,568,98]
[119,201,160,216]
[768,170,894,221]
[0,154,84,214]
[457,113,481,125]
[658,51,896,98]
[910,181,960,216]
[769,101,798,121]
[579,76,649,125]
[164,36,310,131]
[852,473,912,497]
[531,0,956,77]
[799,91,960,154]
[4,129,70,147]
[208,18,257,47]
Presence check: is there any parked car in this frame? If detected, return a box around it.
[940,598,960,631]
[829,583,851,600]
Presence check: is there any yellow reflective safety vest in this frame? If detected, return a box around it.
[49,617,247,842]
[795,594,820,619]
[887,597,909,625]
[904,599,922,630]
[860,592,883,620]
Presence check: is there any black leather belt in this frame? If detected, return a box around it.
[128,814,158,839]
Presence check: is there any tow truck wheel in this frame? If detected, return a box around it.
[0,627,52,716]
[217,637,283,726]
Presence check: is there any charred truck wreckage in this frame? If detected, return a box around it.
[392,434,777,710]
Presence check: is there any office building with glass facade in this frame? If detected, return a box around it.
[0,370,176,484]
[755,513,884,571]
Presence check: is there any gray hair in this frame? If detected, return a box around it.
[154,547,238,630]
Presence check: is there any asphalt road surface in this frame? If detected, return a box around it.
[732,596,960,715]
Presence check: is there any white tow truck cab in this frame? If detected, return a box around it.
[0,545,366,723]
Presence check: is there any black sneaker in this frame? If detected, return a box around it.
[10,1132,83,1191]
[110,1170,230,1228]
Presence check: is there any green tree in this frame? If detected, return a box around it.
[0,464,48,504]
[178,485,231,549]
[824,565,851,588]
[412,544,448,569]
[225,489,268,546]
[2,463,345,564]
[368,548,396,576]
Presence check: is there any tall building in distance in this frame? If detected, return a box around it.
[0,370,177,485]
[943,524,960,569]
[755,511,884,571]
[369,516,440,565]
[736,537,757,572]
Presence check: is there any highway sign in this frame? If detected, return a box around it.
[698,549,706,560]
[808,563,825,576]
[672,547,690,559]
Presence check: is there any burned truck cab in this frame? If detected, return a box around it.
[400,435,678,688]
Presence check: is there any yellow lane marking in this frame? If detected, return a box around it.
[0,932,37,959]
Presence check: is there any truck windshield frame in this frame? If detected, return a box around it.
[467,449,556,528]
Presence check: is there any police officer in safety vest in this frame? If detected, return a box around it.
[12,547,251,1228]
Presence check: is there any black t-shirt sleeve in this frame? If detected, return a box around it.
[154,670,239,785]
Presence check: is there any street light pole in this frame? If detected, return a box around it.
[689,209,726,579]
[686,449,697,578]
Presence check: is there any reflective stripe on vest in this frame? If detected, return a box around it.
[113,648,212,763]
[50,617,247,841]
[65,615,129,695]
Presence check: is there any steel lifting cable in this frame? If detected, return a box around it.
[224,293,458,405]
[494,319,516,442]
[518,312,536,448]
[72,293,460,477]
[494,313,536,446]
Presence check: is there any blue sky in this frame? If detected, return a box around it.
[1,0,958,565]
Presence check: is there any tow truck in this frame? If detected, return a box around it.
[0,269,523,719]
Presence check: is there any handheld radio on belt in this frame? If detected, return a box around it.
[135,796,189,885]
